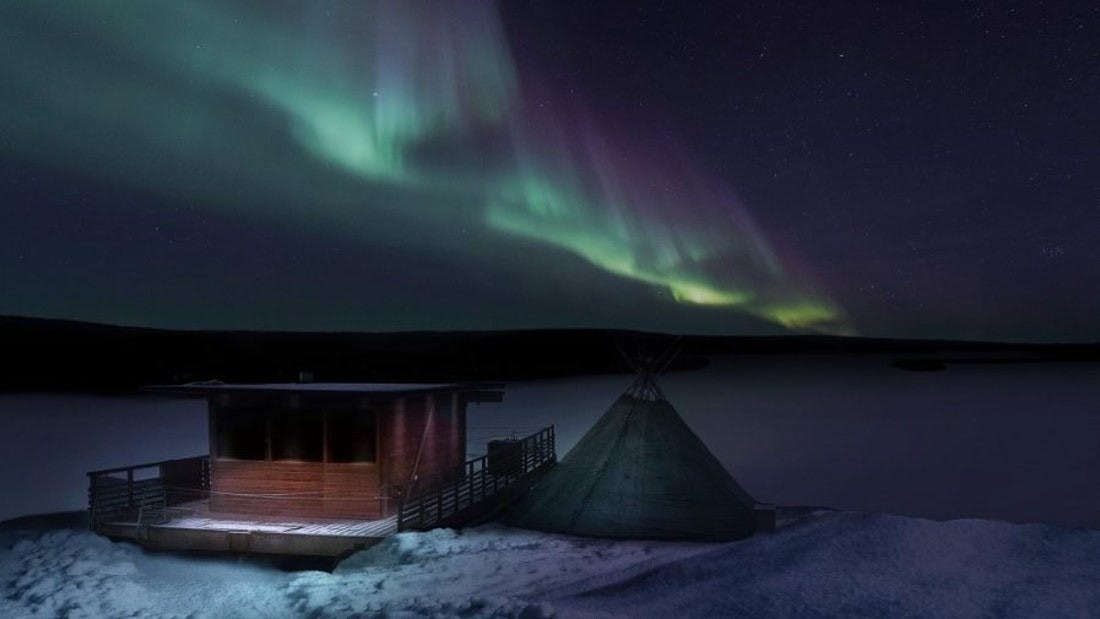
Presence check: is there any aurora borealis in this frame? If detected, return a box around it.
[1,1,1096,340]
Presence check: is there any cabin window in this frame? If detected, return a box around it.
[216,408,267,460]
[327,410,377,462]
[271,410,323,461]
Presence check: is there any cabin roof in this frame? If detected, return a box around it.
[144,382,504,399]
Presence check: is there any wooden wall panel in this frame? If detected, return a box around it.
[321,464,381,518]
[377,394,467,498]
[211,460,383,519]
[208,389,469,520]
[378,395,419,496]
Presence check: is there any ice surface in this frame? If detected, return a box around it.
[2,508,1098,618]
[3,357,1100,526]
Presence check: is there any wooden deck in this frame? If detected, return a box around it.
[113,499,399,537]
[97,499,397,559]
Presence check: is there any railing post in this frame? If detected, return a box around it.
[88,477,97,529]
[467,461,474,510]
[126,468,134,511]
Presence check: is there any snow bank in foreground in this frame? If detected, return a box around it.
[2,510,1098,617]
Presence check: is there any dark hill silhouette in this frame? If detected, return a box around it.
[1,315,1096,393]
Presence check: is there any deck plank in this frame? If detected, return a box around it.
[106,499,397,538]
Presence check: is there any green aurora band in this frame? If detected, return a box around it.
[0,1,846,332]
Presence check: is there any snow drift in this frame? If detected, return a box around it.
[2,508,1098,617]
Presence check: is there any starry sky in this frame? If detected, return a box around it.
[0,1,1096,341]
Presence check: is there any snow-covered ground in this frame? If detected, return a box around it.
[3,508,1098,618]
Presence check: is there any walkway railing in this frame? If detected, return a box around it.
[87,455,210,528]
[397,426,555,531]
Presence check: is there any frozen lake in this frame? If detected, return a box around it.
[2,355,1098,526]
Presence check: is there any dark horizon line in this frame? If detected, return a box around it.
[3,313,1097,350]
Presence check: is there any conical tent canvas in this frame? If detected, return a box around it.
[504,382,758,541]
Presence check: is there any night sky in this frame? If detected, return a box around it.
[1,1,1096,341]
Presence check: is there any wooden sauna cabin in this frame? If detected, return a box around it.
[87,382,557,561]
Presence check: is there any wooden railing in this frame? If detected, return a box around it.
[397,426,555,531]
[87,455,210,528]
